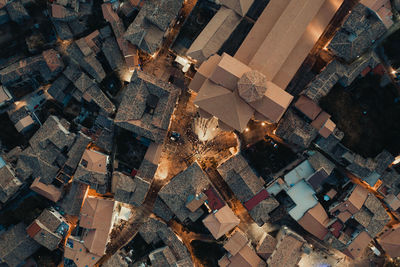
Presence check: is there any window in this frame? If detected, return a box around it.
[81,159,88,168]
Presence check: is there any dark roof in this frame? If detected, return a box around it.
[363,194,391,237]
[152,196,174,222]
[28,116,76,174]
[124,0,183,54]
[74,165,108,194]
[5,0,29,24]
[52,20,73,40]
[85,84,115,115]
[64,132,91,173]
[308,151,335,175]
[7,106,30,125]
[115,70,180,143]
[380,169,400,196]
[158,162,210,222]
[66,42,105,82]
[101,36,126,72]
[256,233,277,260]
[248,196,279,226]
[60,181,89,216]
[275,109,318,148]
[149,246,177,266]
[113,172,150,206]
[328,4,386,62]
[0,49,64,86]
[0,165,22,204]
[0,223,41,267]
[47,74,71,103]
[138,217,192,262]
[29,220,63,251]
[15,148,59,184]
[303,52,380,102]
[346,150,394,180]
[217,154,264,203]
[307,169,329,191]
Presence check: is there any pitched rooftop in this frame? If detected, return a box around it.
[74,149,109,194]
[0,164,22,204]
[186,7,240,64]
[217,154,265,203]
[0,223,41,267]
[158,162,211,222]
[113,171,150,206]
[0,49,64,86]
[27,208,69,250]
[77,197,115,256]
[124,0,183,54]
[138,217,192,262]
[235,0,344,89]
[203,205,240,239]
[115,70,180,143]
[328,4,387,62]
[267,228,306,267]
[192,53,293,131]
[378,224,400,258]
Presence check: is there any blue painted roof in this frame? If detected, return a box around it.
[0,156,6,169]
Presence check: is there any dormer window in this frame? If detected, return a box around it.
[81,159,88,168]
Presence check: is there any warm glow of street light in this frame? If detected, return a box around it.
[245,128,249,132]
[155,161,168,180]
[122,71,133,82]
[261,122,266,126]
[151,52,158,59]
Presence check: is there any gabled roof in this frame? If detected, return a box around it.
[235,0,343,89]
[186,8,240,64]
[64,236,101,267]
[223,230,248,256]
[80,197,114,230]
[79,197,115,256]
[209,53,251,90]
[203,205,240,239]
[267,229,305,267]
[294,95,322,120]
[30,177,62,202]
[378,224,400,258]
[247,81,293,123]
[345,231,372,259]
[347,184,369,213]
[220,0,254,16]
[256,233,277,260]
[189,54,221,93]
[297,203,329,240]
[227,244,264,267]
